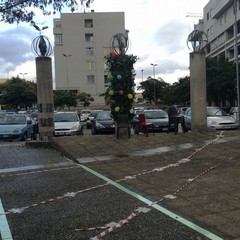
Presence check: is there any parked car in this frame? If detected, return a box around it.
[80,109,92,123]
[132,109,169,132]
[86,110,103,129]
[0,114,38,141]
[229,107,239,121]
[54,111,83,136]
[91,110,115,135]
[183,107,238,131]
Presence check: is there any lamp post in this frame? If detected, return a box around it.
[19,72,28,79]
[141,69,143,82]
[150,63,157,103]
[62,54,72,91]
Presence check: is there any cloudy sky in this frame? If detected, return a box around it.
[0,0,209,86]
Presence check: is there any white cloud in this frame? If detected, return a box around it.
[0,0,209,86]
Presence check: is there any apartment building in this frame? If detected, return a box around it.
[202,0,240,60]
[53,11,126,106]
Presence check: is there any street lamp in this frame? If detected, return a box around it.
[19,72,28,79]
[141,69,143,82]
[150,63,157,103]
[62,54,72,91]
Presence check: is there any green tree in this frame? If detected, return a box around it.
[137,77,170,104]
[53,90,78,110]
[0,0,93,24]
[162,76,190,106]
[0,77,37,110]
[78,92,94,107]
[206,57,236,106]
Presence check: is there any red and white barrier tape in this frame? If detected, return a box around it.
[0,132,224,216]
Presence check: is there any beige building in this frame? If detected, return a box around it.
[53,11,126,106]
[202,0,240,60]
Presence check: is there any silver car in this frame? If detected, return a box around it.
[183,107,238,131]
[54,111,83,136]
[132,109,169,132]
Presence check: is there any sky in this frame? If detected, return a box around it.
[0,0,210,87]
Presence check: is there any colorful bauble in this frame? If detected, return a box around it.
[128,94,133,99]
[109,90,114,96]
[107,74,114,80]
[111,99,116,105]
[119,90,124,95]
[107,82,112,87]
[117,74,122,80]
[115,106,120,112]
[111,51,117,57]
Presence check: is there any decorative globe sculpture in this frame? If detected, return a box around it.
[110,32,130,55]
[187,30,208,52]
[31,35,53,57]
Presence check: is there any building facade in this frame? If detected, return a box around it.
[202,0,240,60]
[53,11,126,106]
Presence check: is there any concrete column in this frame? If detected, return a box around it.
[190,52,207,132]
[36,57,54,140]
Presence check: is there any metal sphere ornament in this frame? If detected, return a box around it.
[187,30,208,52]
[31,35,53,57]
[110,31,130,55]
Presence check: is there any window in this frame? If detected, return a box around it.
[54,20,61,28]
[87,75,95,84]
[85,33,94,42]
[207,12,209,20]
[85,19,93,28]
[86,61,95,70]
[86,47,94,56]
[55,34,62,44]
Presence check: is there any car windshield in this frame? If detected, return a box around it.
[0,115,26,125]
[207,108,227,116]
[54,113,79,122]
[97,112,111,120]
[144,111,168,119]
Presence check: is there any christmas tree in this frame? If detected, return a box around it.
[104,51,138,122]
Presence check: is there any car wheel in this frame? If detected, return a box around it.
[21,132,27,141]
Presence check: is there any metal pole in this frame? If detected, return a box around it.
[234,0,240,129]
[141,69,143,82]
[19,72,28,79]
[150,63,157,104]
[63,54,72,91]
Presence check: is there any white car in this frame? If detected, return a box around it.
[54,111,83,136]
[80,109,92,122]
[183,107,238,131]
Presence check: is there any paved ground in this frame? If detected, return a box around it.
[50,129,240,240]
[0,129,239,240]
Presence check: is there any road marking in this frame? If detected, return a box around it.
[81,164,223,240]
[0,199,13,240]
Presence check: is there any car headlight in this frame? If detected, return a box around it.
[13,128,22,133]
[209,121,219,125]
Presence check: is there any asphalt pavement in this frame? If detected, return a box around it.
[0,128,240,240]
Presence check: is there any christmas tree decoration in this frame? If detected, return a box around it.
[119,90,124,95]
[117,74,122,80]
[128,93,133,99]
[108,89,114,96]
[103,32,138,122]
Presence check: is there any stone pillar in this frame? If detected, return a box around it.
[36,57,54,141]
[190,52,207,132]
